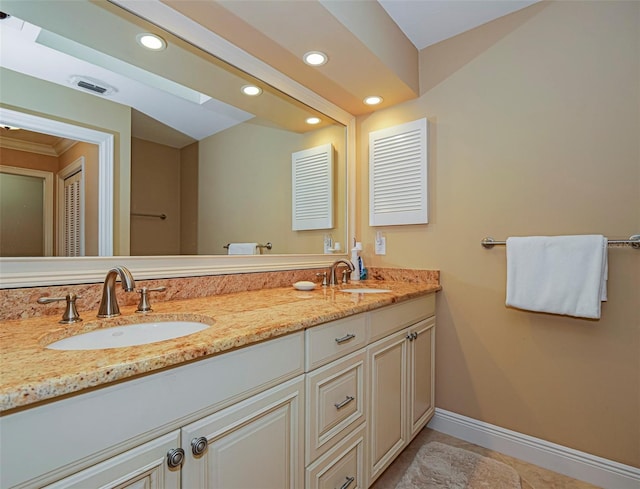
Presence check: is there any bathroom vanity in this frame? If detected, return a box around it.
[0,281,438,488]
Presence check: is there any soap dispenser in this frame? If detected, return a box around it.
[350,240,363,282]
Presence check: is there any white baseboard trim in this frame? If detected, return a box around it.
[427,408,640,489]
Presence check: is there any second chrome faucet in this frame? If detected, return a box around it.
[328,259,355,286]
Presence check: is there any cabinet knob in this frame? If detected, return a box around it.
[166,448,185,468]
[191,436,208,456]
[336,476,355,489]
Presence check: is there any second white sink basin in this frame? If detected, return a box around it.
[339,288,392,294]
[46,321,210,350]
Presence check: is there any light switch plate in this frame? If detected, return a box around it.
[375,236,386,255]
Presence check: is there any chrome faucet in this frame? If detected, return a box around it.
[97,266,136,318]
[329,259,355,286]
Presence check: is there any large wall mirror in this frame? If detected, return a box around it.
[0,0,354,287]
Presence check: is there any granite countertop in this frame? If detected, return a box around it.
[0,280,440,413]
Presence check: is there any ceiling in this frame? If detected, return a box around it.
[0,0,338,149]
[0,0,541,146]
[0,127,74,157]
[378,0,540,50]
[173,0,541,115]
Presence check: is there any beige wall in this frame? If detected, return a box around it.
[0,147,58,173]
[198,121,346,254]
[356,1,639,467]
[130,137,182,255]
[180,142,199,255]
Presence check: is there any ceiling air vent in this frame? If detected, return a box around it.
[69,76,116,96]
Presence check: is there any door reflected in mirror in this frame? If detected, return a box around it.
[0,164,51,256]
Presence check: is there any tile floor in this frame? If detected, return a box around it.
[370,428,602,489]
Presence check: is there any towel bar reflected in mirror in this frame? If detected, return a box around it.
[223,242,273,250]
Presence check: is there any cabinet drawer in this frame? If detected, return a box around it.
[306,350,366,464]
[369,294,435,343]
[306,314,367,371]
[306,425,366,489]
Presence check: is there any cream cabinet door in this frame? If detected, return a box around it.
[181,376,304,489]
[367,315,436,486]
[408,317,436,439]
[367,329,408,484]
[43,431,181,489]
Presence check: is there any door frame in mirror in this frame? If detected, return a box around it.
[0,108,115,256]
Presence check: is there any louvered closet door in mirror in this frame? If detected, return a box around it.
[60,166,84,256]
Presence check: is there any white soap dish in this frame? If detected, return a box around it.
[293,281,316,291]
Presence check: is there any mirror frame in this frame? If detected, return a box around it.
[0,0,356,288]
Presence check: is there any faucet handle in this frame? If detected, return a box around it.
[316,271,328,287]
[136,286,167,313]
[341,269,350,284]
[38,293,82,324]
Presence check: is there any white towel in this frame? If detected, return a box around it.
[506,235,608,319]
[227,243,258,255]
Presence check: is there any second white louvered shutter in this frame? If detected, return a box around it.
[369,118,428,226]
[292,143,334,230]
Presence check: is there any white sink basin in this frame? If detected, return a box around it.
[46,321,210,350]
[339,288,392,294]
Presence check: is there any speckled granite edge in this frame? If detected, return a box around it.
[0,267,439,321]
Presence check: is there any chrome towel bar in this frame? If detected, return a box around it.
[481,235,640,249]
[131,212,166,220]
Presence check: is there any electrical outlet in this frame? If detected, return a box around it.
[375,236,386,255]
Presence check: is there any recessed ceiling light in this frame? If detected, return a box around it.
[241,85,262,96]
[136,33,166,51]
[306,117,321,125]
[364,95,383,106]
[303,51,328,66]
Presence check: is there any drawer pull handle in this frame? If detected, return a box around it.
[334,395,355,410]
[337,476,355,489]
[335,333,356,344]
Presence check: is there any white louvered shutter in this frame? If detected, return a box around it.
[292,143,334,230]
[369,118,428,226]
[63,171,82,256]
